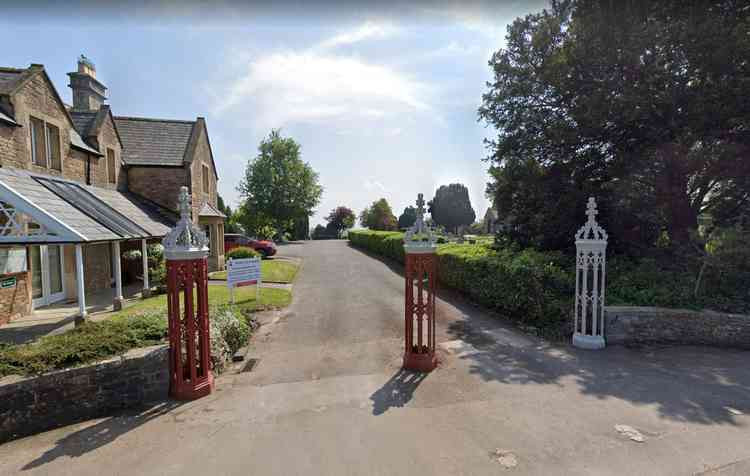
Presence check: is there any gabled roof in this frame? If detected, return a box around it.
[198,202,226,218]
[114,116,195,167]
[0,67,29,95]
[70,105,123,151]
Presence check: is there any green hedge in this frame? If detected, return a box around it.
[348,230,573,333]
[227,246,260,260]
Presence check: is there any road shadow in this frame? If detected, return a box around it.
[21,400,182,471]
[447,319,750,426]
[0,315,77,345]
[370,369,428,416]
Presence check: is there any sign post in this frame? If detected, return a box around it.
[226,256,262,303]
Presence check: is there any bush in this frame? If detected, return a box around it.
[0,311,168,377]
[209,306,250,373]
[348,230,573,334]
[227,246,260,260]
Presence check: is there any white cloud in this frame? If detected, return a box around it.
[214,50,431,130]
[316,21,399,50]
[363,179,389,194]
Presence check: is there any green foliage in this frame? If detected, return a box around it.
[428,183,476,234]
[398,206,417,229]
[237,129,323,237]
[359,198,398,231]
[0,311,168,377]
[122,249,142,261]
[480,1,750,252]
[209,306,251,373]
[325,206,356,237]
[227,246,260,260]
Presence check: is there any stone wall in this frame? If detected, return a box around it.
[0,271,31,326]
[189,120,218,221]
[605,306,750,349]
[0,344,169,443]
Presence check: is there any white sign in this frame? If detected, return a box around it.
[227,257,261,287]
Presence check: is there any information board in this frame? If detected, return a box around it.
[226,257,261,288]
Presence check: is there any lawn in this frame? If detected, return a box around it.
[0,286,291,377]
[110,285,292,318]
[209,259,299,283]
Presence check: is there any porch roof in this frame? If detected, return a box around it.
[0,167,174,244]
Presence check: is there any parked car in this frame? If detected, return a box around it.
[224,234,277,258]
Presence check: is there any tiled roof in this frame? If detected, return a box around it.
[0,110,19,126]
[0,167,174,242]
[69,110,97,137]
[198,202,226,218]
[0,67,26,95]
[114,116,195,166]
[69,129,101,156]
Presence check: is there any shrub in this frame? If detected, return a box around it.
[348,230,573,334]
[122,249,142,260]
[209,306,250,373]
[227,246,260,260]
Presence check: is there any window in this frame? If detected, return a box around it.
[46,123,61,170]
[29,117,61,170]
[107,148,116,183]
[202,164,210,193]
[29,117,46,167]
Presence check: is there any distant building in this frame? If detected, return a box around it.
[0,55,224,324]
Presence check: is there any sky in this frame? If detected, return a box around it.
[2,0,547,227]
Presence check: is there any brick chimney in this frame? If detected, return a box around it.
[67,54,107,111]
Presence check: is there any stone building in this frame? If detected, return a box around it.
[0,55,224,325]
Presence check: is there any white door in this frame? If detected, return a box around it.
[30,244,65,308]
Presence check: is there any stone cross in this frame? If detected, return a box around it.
[414,193,426,233]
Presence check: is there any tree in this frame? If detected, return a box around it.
[311,224,327,240]
[237,130,323,238]
[217,194,242,234]
[429,184,476,234]
[360,198,398,231]
[397,206,417,229]
[479,1,750,251]
[325,206,356,237]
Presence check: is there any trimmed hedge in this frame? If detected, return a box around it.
[348,230,573,333]
[227,246,260,260]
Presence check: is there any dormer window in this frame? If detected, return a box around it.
[29,116,61,171]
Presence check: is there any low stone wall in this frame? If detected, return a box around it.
[605,306,750,349]
[0,344,169,443]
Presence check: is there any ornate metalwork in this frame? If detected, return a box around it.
[162,186,209,259]
[573,197,608,350]
[404,193,436,251]
[0,200,57,239]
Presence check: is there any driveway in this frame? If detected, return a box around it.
[1,240,749,475]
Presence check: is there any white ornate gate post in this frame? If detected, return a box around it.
[573,197,608,350]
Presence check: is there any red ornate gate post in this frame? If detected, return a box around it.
[162,186,213,400]
[403,193,438,372]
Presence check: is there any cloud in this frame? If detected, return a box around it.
[214,50,430,129]
[316,21,399,50]
[363,179,389,194]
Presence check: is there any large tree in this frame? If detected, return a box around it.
[237,130,323,238]
[325,206,356,237]
[360,198,398,231]
[398,206,417,229]
[479,0,750,251]
[429,184,476,234]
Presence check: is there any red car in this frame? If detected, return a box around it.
[224,234,277,258]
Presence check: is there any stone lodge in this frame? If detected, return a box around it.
[0,55,225,325]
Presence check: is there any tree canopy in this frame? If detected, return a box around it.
[398,206,417,229]
[429,183,476,234]
[360,198,398,231]
[237,130,323,238]
[479,0,750,252]
[325,206,356,237]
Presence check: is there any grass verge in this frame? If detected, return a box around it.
[209,259,299,283]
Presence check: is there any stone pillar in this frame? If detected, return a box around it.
[573,197,608,350]
[163,186,213,400]
[402,193,438,372]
